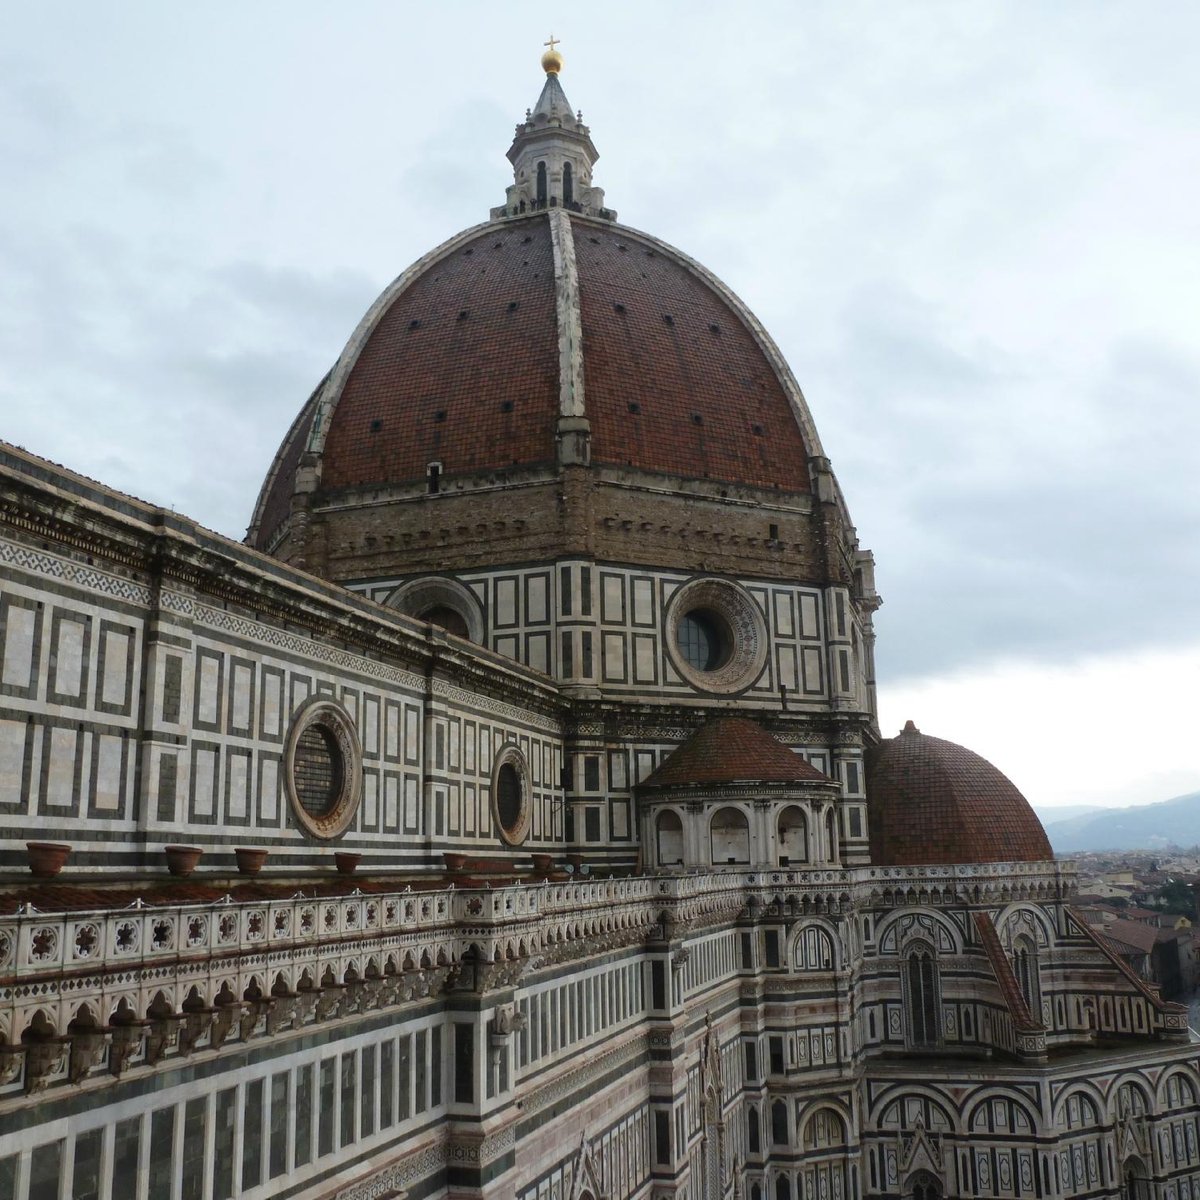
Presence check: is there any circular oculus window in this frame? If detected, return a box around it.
[284,699,363,839]
[491,745,530,846]
[665,578,768,694]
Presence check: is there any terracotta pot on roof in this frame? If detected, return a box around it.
[164,845,203,877]
[234,847,269,876]
[26,842,71,878]
[334,852,363,876]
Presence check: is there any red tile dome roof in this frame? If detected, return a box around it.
[640,717,834,789]
[866,721,1052,866]
[249,212,819,550]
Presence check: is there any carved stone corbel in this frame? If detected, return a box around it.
[316,986,346,1021]
[0,1043,24,1086]
[145,1016,180,1065]
[209,1004,239,1050]
[240,1001,269,1042]
[294,990,319,1026]
[267,995,297,1035]
[69,1028,107,1083]
[24,1038,67,1093]
[179,1008,215,1055]
[109,1022,144,1075]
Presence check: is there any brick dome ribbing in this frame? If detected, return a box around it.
[866,722,1053,866]
[248,212,818,552]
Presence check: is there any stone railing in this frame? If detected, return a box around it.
[0,859,1083,1098]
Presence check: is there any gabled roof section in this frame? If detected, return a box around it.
[973,912,1041,1031]
[640,717,834,789]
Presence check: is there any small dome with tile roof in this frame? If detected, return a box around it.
[866,721,1053,867]
[640,716,834,790]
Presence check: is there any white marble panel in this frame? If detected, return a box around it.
[231,662,253,729]
[100,628,129,706]
[2,605,36,687]
[45,727,77,805]
[228,753,249,819]
[193,748,217,816]
[0,718,26,806]
[93,734,123,811]
[197,655,220,725]
[55,617,86,696]
[799,593,820,639]
[527,575,548,623]
[260,757,279,821]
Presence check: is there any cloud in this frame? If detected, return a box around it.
[877,643,1200,811]
[815,284,1200,679]
[0,5,1196,702]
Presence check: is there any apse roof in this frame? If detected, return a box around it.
[639,716,834,789]
[866,721,1053,867]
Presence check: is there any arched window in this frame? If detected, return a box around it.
[747,1104,760,1153]
[1121,1156,1149,1200]
[906,1172,943,1200]
[710,807,750,865]
[777,806,808,865]
[904,944,941,1047]
[1013,934,1040,1017]
[825,807,839,863]
[771,1099,788,1144]
[418,605,469,638]
[793,925,835,972]
[536,161,547,206]
[774,1177,791,1200]
[656,810,684,866]
[802,1107,847,1150]
[563,161,574,205]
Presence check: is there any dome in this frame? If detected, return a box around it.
[640,716,835,790]
[866,721,1052,867]
[249,211,821,554]
[246,56,840,577]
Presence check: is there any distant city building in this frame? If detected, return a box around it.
[1,48,1198,1200]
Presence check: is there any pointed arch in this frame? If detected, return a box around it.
[903,940,941,1049]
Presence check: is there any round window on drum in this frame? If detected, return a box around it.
[491,745,530,846]
[284,699,363,839]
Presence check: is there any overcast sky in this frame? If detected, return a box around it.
[2,3,1197,810]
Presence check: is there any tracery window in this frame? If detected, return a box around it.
[906,1172,943,1200]
[903,943,941,1048]
[1121,1156,1150,1200]
[747,1104,760,1154]
[771,1100,788,1144]
[1012,934,1040,1017]
[793,925,835,972]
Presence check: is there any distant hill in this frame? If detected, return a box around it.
[1033,803,1105,824]
[1042,791,1200,853]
